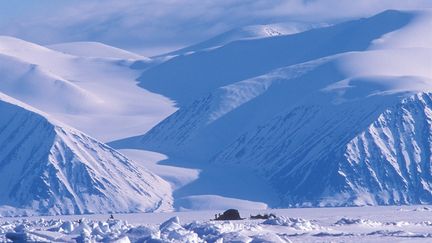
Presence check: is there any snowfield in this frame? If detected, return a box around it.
[0,36,176,142]
[47,42,146,60]
[1,206,432,242]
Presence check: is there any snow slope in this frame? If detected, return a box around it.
[164,22,326,57]
[0,93,172,215]
[0,53,101,114]
[0,36,175,142]
[48,41,145,59]
[113,9,432,207]
[137,10,414,106]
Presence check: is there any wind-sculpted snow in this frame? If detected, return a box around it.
[0,216,276,242]
[2,206,432,242]
[0,94,172,215]
[334,218,384,227]
[0,216,291,242]
[262,216,323,231]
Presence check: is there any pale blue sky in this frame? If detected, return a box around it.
[0,0,63,21]
[0,0,430,56]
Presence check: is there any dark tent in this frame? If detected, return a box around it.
[215,209,243,220]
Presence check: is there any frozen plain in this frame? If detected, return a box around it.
[2,206,432,242]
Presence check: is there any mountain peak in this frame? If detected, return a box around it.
[0,93,172,215]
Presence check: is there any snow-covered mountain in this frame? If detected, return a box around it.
[0,93,172,215]
[0,36,175,142]
[113,9,432,207]
[163,22,327,57]
[136,10,414,106]
[1,7,431,213]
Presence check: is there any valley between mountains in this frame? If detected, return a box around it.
[0,9,431,216]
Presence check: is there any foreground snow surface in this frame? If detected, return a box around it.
[2,206,432,242]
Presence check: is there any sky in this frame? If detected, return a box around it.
[0,0,430,56]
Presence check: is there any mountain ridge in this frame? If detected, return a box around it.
[0,93,172,215]
[112,9,432,207]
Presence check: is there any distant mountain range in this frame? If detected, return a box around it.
[0,9,431,215]
[113,9,432,207]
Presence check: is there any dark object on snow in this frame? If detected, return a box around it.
[250,213,276,220]
[6,232,33,242]
[109,214,114,220]
[214,209,243,220]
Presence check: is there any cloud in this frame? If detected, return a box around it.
[0,0,430,55]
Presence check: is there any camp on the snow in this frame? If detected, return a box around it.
[250,213,277,220]
[214,209,243,220]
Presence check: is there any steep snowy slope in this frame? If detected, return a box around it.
[116,47,432,160]
[340,93,432,205]
[214,91,432,207]
[0,36,175,142]
[115,10,428,156]
[48,41,145,59]
[0,93,172,215]
[113,9,432,207]
[112,56,334,157]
